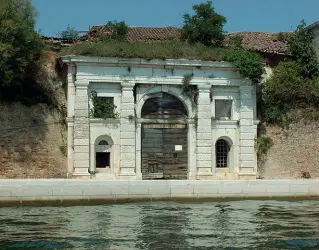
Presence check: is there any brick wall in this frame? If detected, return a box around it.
[261,121,319,179]
[0,102,67,178]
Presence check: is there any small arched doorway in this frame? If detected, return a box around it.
[94,135,113,172]
[141,92,188,180]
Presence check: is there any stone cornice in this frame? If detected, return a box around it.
[61,56,236,70]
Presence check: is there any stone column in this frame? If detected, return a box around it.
[196,85,213,176]
[67,118,74,176]
[135,122,142,179]
[239,85,256,176]
[66,65,76,177]
[73,80,90,178]
[187,122,197,179]
[120,82,136,177]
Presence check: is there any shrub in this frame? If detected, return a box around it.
[181,1,226,46]
[222,44,264,82]
[262,61,319,123]
[96,21,129,42]
[90,91,119,119]
[59,24,79,39]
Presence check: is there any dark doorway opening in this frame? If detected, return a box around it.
[96,152,110,168]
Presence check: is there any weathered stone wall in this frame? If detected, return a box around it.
[0,103,67,178]
[261,121,319,179]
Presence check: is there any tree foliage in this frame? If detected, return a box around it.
[262,21,319,124]
[97,21,129,42]
[181,1,226,46]
[59,24,79,39]
[287,20,319,79]
[0,0,44,102]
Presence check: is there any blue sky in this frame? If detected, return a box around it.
[31,0,319,37]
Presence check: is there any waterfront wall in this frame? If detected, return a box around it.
[262,121,319,179]
[0,180,318,205]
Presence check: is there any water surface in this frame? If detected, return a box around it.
[0,200,319,249]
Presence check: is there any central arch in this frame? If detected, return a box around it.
[140,92,188,180]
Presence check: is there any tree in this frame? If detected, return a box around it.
[97,21,129,41]
[59,25,79,39]
[0,0,43,101]
[288,20,319,78]
[181,1,226,46]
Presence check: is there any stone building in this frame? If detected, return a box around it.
[61,56,259,180]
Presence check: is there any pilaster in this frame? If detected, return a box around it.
[188,122,197,179]
[196,85,213,176]
[239,85,256,176]
[120,82,136,177]
[73,80,90,177]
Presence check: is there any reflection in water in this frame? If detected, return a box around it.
[0,200,318,249]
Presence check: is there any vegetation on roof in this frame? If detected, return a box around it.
[60,40,226,61]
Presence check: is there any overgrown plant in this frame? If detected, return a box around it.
[255,136,273,167]
[181,74,198,109]
[90,91,119,119]
[222,39,265,82]
[59,136,67,157]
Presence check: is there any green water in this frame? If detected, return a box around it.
[0,200,319,249]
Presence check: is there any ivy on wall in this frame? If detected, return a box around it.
[90,91,119,119]
[181,74,198,110]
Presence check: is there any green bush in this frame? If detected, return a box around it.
[181,1,226,46]
[95,21,129,42]
[59,24,79,39]
[0,0,46,103]
[222,45,264,82]
[262,61,319,123]
[90,91,119,119]
[261,20,319,125]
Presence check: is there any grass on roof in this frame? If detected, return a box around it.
[59,40,227,61]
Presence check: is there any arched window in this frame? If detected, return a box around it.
[95,136,113,169]
[216,139,229,168]
[98,140,108,145]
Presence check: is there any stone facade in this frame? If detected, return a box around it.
[61,56,259,180]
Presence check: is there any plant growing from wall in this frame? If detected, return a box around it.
[255,136,273,170]
[90,91,119,119]
[182,73,198,109]
[59,135,67,156]
[221,38,265,82]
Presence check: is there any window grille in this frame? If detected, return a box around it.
[215,100,232,119]
[216,139,229,168]
[98,140,109,145]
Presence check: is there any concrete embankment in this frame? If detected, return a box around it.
[0,179,319,206]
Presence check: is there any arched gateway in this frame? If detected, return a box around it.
[141,92,188,180]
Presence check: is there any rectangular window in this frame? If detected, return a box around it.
[92,96,117,119]
[215,100,232,119]
[96,152,110,168]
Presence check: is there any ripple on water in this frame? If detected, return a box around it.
[0,200,319,249]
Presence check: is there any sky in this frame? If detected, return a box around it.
[31,0,319,37]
